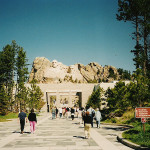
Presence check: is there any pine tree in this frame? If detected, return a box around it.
[105,81,128,116]
[116,0,142,69]
[0,41,17,111]
[86,87,103,109]
[131,69,149,107]
[139,0,150,76]
[117,0,150,76]
[28,80,44,111]
[0,84,9,115]
[15,46,29,110]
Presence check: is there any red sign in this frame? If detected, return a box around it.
[135,107,150,118]
[141,118,146,123]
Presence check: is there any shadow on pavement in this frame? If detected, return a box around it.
[73,136,85,139]
[103,126,130,131]
[12,131,31,134]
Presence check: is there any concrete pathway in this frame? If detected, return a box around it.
[0,113,133,150]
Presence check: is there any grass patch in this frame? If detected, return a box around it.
[103,109,138,125]
[103,109,150,148]
[0,113,18,122]
[122,123,150,148]
[0,111,41,122]
[104,118,117,124]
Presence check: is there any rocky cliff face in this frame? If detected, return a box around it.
[28,57,120,83]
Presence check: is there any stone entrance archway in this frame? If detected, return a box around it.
[46,90,82,112]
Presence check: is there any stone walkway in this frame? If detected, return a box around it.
[0,112,133,150]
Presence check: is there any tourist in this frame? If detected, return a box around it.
[87,106,92,114]
[76,107,79,118]
[95,108,102,128]
[78,107,82,124]
[52,106,56,119]
[84,111,92,139]
[81,107,86,125]
[62,107,66,118]
[71,107,75,120]
[59,107,62,118]
[91,108,95,127]
[56,107,58,118]
[68,107,71,118]
[18,109,27,134]
[66,107,70,119]
[28,108,37,134]
[87,106,95,127]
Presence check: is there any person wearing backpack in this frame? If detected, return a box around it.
[84,111,92,139]
[87,106,95,127]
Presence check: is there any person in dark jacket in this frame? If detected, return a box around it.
[71,107,75,120]
[84,111,92,139]
[18,109,27,134]
[56,107,58,118]
[28,108,37,134]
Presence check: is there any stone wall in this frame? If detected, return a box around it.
[26,83,118,108]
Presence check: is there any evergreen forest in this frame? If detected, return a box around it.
[0,41,44,115]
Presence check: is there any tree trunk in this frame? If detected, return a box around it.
[143,15,148,76]
[10,71,14,112]
[131,16,140,69]
[136,16,140,69]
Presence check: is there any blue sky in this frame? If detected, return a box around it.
[0,0,135,73]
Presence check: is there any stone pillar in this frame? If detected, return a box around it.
[69,90,72,107]
[56,91,60,107]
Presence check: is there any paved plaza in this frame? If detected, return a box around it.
[0,112,133,150]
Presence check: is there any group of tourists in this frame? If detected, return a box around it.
[83,106,102,139]
[18,108,37,134]
[51,106,80,120]
[51,105,102,139]
[18,106,102,139]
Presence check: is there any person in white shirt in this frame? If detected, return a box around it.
[59,107,62,118]
[95,108,102,128]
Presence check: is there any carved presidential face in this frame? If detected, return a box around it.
[69,65,75,73]
[70,65,74,69]
[52,60,58,68]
